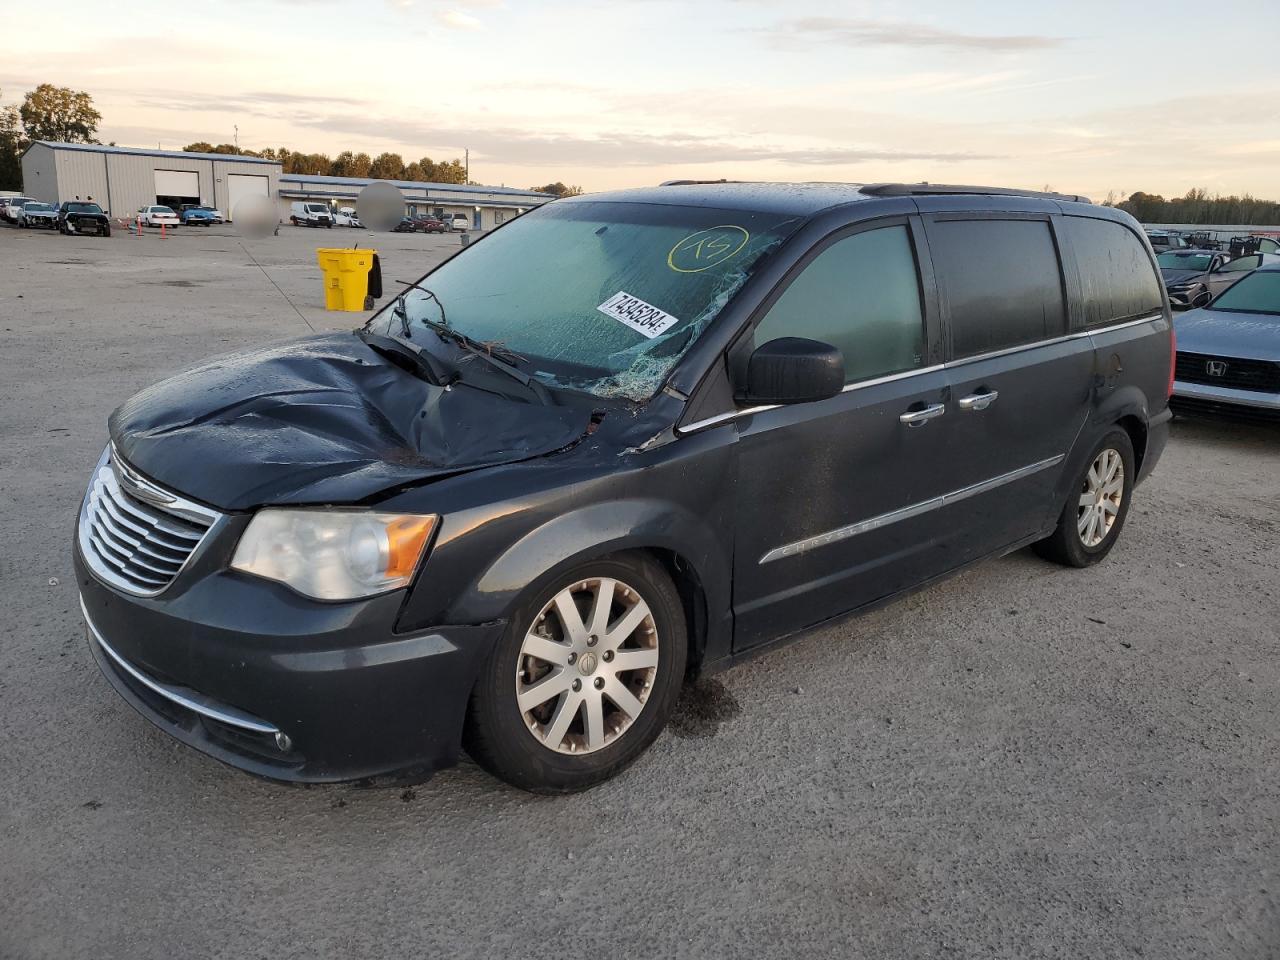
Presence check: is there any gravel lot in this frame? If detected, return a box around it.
[1,223,1277,960]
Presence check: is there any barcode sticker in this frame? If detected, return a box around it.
[597,291,681,339]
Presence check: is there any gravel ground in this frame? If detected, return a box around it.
[1,223,1277,960]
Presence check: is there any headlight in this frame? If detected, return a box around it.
[230,509,437,600]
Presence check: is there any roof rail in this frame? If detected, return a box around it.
[860,182,1091,204]
[659,178,744,187]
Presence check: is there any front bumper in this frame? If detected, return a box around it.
[1173,380,1280,413]
[76,545,504,783]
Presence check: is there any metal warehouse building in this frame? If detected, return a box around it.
[278,174,554,231]
[20,142,280,220]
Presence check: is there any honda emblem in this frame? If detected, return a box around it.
[1205,360,1228,377]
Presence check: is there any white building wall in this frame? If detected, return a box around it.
[19,144,58,202]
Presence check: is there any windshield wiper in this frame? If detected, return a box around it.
[392,279,554,405]
[356,330,457,387]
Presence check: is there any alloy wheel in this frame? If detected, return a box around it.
[1078,448,1124,548]
[515,577,659,755]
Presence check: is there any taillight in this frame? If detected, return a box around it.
[1167,325,1177,397]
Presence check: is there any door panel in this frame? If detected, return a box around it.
[732,370,955,648]
[941,340,1093,560]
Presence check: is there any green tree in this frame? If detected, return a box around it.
[369,152,405,180]
[19,83,101,143]
[331,150,372,178]
[530,182,583,198]
[183,141,216,153]
[0,91,23,191]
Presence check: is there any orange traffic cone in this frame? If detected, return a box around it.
[160,222,167,240]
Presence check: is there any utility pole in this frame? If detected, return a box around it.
[234,125,239,150]
[465,148,469,185]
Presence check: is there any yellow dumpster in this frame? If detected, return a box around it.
[316,248,380,312]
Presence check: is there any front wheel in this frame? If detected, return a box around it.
[1034,428,1135,567]
[464,553,687,793]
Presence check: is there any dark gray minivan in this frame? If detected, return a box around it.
[76,182,1173,792]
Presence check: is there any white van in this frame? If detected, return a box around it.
[289,202,333,228]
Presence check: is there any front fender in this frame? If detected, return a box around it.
[452,497,730,628]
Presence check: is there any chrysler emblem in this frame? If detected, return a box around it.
[113,457,176,507]
[1204,360,1228,377]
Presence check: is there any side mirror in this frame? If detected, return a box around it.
[743,337,845,405]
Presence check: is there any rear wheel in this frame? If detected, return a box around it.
[1034,428,1135,567]
[464,553,687,792]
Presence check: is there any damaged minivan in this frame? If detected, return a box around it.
[76,182,1173,792]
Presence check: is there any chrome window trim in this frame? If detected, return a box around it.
[676,314,1162,436]
[758,454,1066,564]
[678,363,947,435]
[80,596,280,735]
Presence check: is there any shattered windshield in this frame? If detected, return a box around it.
[372,200,801,400]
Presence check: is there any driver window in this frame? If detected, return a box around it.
[1221,255,1260,273]
[752,225,925,384]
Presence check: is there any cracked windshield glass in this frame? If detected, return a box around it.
[370,201,800,399]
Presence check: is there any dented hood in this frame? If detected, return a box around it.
[109,333,592,511]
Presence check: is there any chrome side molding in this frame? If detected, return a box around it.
[759,454,1066,564]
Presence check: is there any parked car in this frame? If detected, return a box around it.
[412,215,448,233]
[1172,265,1280,417]
[1251,236,1280,255]
[1158,249,1230,308]
[289,201,333,228]
[75,182,1172,792]
[393,216,417,233]
[138,205,180,228]
[446,214,470,231]
[1161,251,1280,307]
[334,207,362,228]
[59,201,111,236]
[16,201,59,229]
[0,196,36,223]
[1146,230,1189,254]
[178,205,217,226]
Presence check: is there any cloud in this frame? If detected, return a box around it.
[288,110,999,167]
[435,9,482,29]
[763,17,1066,51]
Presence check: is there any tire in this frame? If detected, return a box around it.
[1192,288,1211,307]
[102,225,111,237]
[1033,427,1135,567]
[464,552,688,793]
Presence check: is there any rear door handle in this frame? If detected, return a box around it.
[958,390,999,412]
[899,403,947,426]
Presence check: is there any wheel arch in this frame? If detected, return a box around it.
[444,498,731,670]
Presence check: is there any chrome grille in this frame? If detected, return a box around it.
[78,447,222,596]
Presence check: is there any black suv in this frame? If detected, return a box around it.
[58,200,111,237]
[75,182,1173,792]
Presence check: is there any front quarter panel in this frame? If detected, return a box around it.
[387,426,736,661]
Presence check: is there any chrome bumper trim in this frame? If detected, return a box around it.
[1173,380,1280,411]
[81,595,280,735]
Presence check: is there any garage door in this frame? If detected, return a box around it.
[155,170,200,198]
[227,174,269,221]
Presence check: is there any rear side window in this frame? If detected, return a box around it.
[752,225,925,384]
[930,218,1066,357]
[1065,217,1164,326]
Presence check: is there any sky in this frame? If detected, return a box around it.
[4,0,1280,199]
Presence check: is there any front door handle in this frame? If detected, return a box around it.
[958,390,999,412]
[899,403,947,426]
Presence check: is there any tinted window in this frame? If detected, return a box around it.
[1066,217,1165,325]
[1221,255,1260,273]
[930,218,1066,356]
[752,225,925,384]
[1210,271,1280,314]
